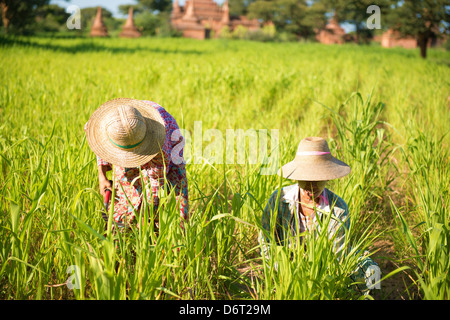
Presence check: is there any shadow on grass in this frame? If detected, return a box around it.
[0,35,205,55]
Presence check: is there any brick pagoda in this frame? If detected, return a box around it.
[90,7,108,37]
[316,14,345,44]
[120,7,142,38]
[171,0,260,39]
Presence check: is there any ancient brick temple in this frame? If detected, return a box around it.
[380,29,417,48]
[171,0,260,39]
[90,7,108,37]
[377,28,445,49]
[316,15,346,44]
[120,7,142,38]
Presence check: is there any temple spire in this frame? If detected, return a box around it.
[221,0,230,24]
[90,7,108,37]
[182,0,198,21]
[119,7,142,38]
[171,0,182,20]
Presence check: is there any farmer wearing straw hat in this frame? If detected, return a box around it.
[259,137,380,293]
[84,98,188,228]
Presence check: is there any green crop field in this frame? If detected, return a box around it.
[0,36,449,300]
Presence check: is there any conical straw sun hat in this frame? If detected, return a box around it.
[85,98,166,168]
[278,137,351,181]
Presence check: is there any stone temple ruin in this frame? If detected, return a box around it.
[90,7,108,37]
[119,7,142,38]
[315,14,346,44]
[378,29,444,49]
[170,0,260,39]
[89,3,343,42]
[89,3,446,49]
[90,6,141,38]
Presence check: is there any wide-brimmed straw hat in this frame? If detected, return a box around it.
[278,137,351,181]
[85,98,166,168]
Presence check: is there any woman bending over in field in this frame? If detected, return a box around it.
[259,137,380,294]
[84,98,188,229]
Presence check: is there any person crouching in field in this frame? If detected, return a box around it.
[84,98,188,230]
[259,137,380,294]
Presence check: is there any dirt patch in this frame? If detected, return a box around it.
[370,239,421,300]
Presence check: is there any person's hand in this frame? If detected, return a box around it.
[99,176,112,196]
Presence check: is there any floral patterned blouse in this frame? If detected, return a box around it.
[95,100,189,226]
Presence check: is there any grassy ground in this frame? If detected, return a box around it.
[0,35,449,300]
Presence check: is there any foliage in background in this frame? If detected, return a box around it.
[119,0,178,37]
[246,0,328,40]
[384,0,450,58]
[219,23,290,42]
[0,0,50,34]
[35,4,70,33]
[229,0,255,16]
[318,0,391,44]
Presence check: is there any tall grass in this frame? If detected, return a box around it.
[320,92,396,240]
[0,36,449,299]
[392,131,449,299]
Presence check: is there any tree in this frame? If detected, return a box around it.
[35,4,70,33]
[119,0,177,37]
[247,0,327,40]
[247,0,277,23]
[138,0,172,13]
[1,0,50,34]
[229,0,256,17]
[291,1,327,39]
[118,4,143,16]
[294,0,328,39]
[319,0,390,43]
[386,0,450,58]
[134,10,160,36]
